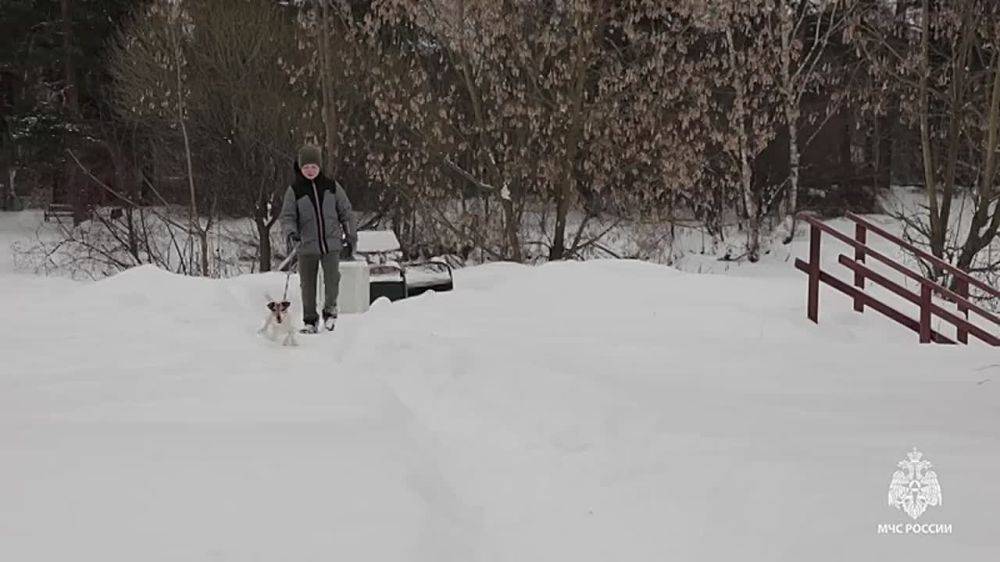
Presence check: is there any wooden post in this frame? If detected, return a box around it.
[808,224,821,323]
[853,223,867,312]
[920,284,932,344]
[956,277,969,344]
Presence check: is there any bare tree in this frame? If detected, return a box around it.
[111,0,311,274]
[706,1,784,262]
[364,0,728,261]
[187,0,304,271]
[776,0,854,242]
[852,0,1000,282]
[110,0,211,275]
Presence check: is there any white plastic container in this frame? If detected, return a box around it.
[317,259,370,314]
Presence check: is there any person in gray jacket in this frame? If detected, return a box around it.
[280,144,358,333]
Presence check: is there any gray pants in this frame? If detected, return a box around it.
[298,253,340,324]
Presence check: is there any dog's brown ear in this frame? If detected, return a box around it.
[280,301,291,311]
[267,302,277,311]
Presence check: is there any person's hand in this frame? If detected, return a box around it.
[287,233,301,253]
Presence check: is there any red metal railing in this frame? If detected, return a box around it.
[794,211,1000,346]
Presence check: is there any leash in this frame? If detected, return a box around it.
[282,266,293,301]
[278,245,298,301]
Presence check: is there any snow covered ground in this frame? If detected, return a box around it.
[2,210,998,561]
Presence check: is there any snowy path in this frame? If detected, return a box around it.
[2,211,999,560]
[2,265,469,560]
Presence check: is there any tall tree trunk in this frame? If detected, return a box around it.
[918,0,944,259]
[936,0,975,263]
[108,141,140,262]
[550,11,591,261]
[319,1,338,177]
[550,119,584,261]
[783,115,801,244]
[955,49,1000,272]
[725,26,761,262]
[875,102,894,192]
[255,196,273,273]
[878,0,907,193]
[179,97,203,275]
[169,21,206,276]
[125,207,140,263]
[739,149,761,262]
[779,3,799,244]
[503,197,521,262]
[60,0,84,223]
[454,0,518,261]
[60,0,79,114]
[5,167,16,209]
[550,176,573,260]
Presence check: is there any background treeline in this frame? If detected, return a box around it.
[2,0,999,282]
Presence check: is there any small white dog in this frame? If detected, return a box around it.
[258,295,298,347]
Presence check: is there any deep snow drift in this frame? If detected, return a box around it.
[2,211,999,561]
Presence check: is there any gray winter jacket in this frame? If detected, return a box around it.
[280,168,357,257]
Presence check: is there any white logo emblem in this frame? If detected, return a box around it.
[888,448,942,520]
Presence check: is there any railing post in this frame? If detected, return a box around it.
[956,277,969,344]
[808,224,821,323]
[853,223,867,312]
[920,284,932,344]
